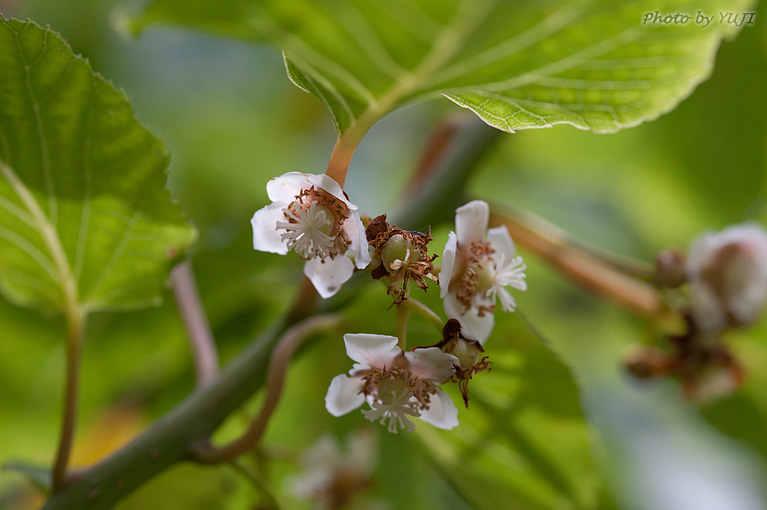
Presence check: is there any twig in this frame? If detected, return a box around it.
[190,314,342,464]
[489,208,664,319]
[172,261,219,385]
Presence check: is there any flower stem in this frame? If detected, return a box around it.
[325,132,363,187]
[396,301,410,351]
[404,298,444,332]
[190,314,342,464]
[172,261,219,385]
[488,207,665,319]
[52,307,87,491]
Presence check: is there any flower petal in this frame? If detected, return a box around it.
[406,348,457,384]
[325,374,365,417]
[306,173,357,211]
[304,256,354,299]
[343,333,400,368]
[265,172,310,203]
[251,202,290,255]
[455,200,489,245]
[690,282,727,333]
[486,225,516,260]
[443,291,495,344]
[419,388,459,430]
[439,232,458,298]
[344,212,372,269]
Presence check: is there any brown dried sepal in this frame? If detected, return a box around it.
[365,214,438,305]
[624,313,746,401]
[419,319,492,408]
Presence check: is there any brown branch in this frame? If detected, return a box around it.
[489,207,665,319]
[190,314,342,464]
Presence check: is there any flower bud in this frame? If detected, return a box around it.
[654,249,687,288]
[688,222,767,332]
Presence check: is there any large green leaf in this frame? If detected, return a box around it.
[130,0,750,137]
[415,312,600,510]
[0,17,194,314]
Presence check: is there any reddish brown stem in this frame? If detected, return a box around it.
[325,134,361,187]
[489,208,665,319]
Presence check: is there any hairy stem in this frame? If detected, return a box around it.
[191,314,342,464]
[172,261,219,385]
[52,307,87,491]
[404,298,444,332]
[488,208,664,318]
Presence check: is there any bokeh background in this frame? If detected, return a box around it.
[1,0,766,508]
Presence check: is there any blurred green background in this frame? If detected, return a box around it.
[0,0,766,508]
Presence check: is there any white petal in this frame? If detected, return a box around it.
[439,232,458,298]
[443,291,495,344]
[343,333,400,368]
[344,212,372,269]
[455,200,489,245]
[486,225,517,260]
[266,172,310,203]
[306,173,357,211]
[690,281,727,333]
[419,388,459,430]
[325,374,365,417]
[459,307,495,344]
[251,203,290,254]
[304,256,354,299]
[406,348,457,384]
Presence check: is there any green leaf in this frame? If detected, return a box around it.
[129,0,751,137]
[415,312,601,510]
[3,461,51,493]
[0,17,195,314]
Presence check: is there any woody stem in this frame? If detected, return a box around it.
[488,206,665,319]
[189,314,342,464]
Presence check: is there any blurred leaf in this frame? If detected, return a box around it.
[0,17,195,314]
[3,461,51,493]
[416,312,600,510]
[131,0,750,136]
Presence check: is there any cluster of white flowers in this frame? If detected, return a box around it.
[252,173,529,433]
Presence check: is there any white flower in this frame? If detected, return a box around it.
[440,200,527,343]
[325,334,459,433]
[251,172,371,298]
[290,431,376,509]
[688,222,767,333]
